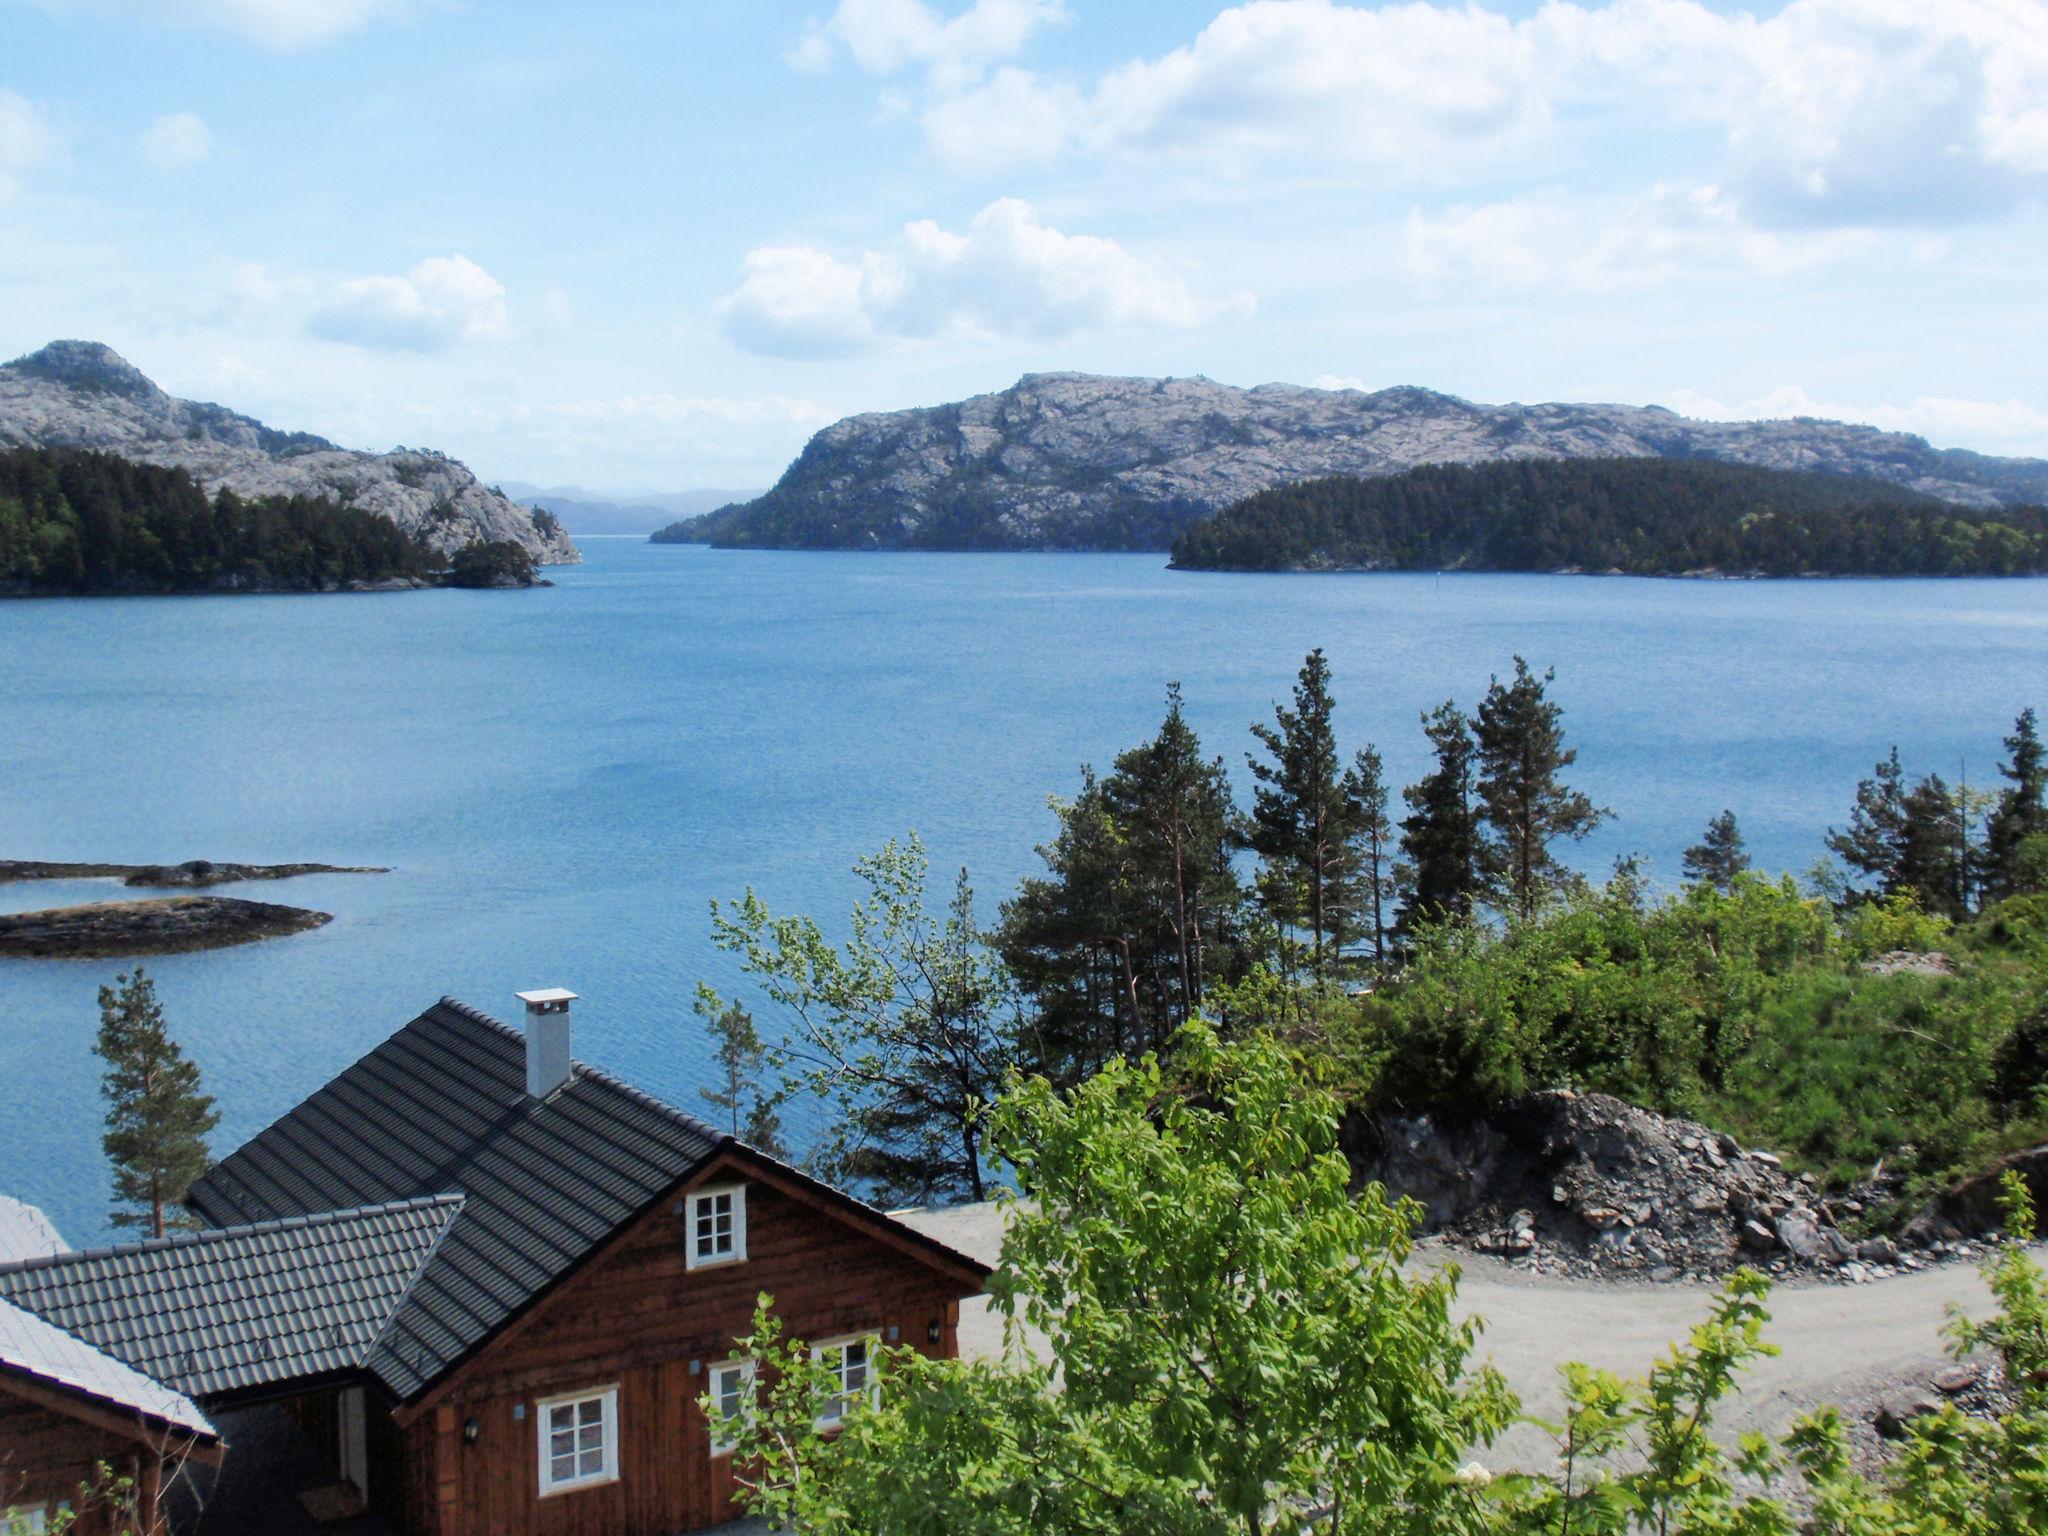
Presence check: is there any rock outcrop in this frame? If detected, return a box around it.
[663,372,2048,552]
[0,896,331,957]
[0,342,578,565]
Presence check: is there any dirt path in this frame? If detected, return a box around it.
[900,1202,2032,1467]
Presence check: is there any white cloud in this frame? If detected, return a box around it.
[906,0,2048,230]
[140,111,212,170]
[1668,385,2048,457]
[1401,185,1876,293]
[792,0,1066,90]
[306,255,509,353]
[0,88,60,198]
[26,0,401,49]
[714,196,1250,359]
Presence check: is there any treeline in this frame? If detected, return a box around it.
[1169,457,2048,576]
[0,446,537,594]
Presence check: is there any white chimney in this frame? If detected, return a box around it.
[515,988,577,1099]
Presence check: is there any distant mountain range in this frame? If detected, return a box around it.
[499,482,765,536]
[0,342,579,564]
[653,372,2048,553]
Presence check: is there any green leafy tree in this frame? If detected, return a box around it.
[1681,809,1750,892]
[1398,699,1485,936]
[1986,707,2048,899]
[693,988,785,1157]
[94,969,218,1237]
[1472,658,1607,922]
[1247,648,1357,980]
[707,836,1014,1204]
[1341,744,1395,968]
[1828,748,1973,917]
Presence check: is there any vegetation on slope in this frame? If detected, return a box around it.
[0,446,540,594]
[1170,457,2048,575]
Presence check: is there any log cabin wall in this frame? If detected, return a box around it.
[0,1386,170,1535]
[409,1169,969,1536]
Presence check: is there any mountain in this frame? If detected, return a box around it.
[655,372,2048,553]
[500,482,765,536]
[0,342,579,564]
[1169,458,2048,577]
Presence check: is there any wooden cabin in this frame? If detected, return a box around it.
[0,993,989,1536]
[0,1295,223,1534]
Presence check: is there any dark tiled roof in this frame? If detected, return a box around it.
[0,1294,216,1441]
[0,1197,460,1401]
[187,998,729,1400]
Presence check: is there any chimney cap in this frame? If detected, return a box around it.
[516,988,578,1007]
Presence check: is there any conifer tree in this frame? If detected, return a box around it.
[695,988,785,1157]
[1985,707,2048,899]
[1247,649,1355,978]
[1340,744,1395,967]
[1682,810,1750,892]
[1471,658,1607,921]
[1397,701,1485,934]
[1827,747,1908,894]
[94,970,218,1238]
[1827,749,1971,915]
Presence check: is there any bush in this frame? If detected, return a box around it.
[443,539,537,588]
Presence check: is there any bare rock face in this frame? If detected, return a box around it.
[0,341,579,565]
[668,372,2048,552]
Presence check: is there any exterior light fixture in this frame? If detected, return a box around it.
[926,1319,942,1345]
[462,1417,480,1445]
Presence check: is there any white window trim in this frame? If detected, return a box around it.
[810,1334,880,1430]
[685,1183,747,1270]
[706,1358,756,1456]
[536,1384,620,1496]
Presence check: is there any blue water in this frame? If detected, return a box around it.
[4,538,2045,1245]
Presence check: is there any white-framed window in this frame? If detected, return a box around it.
[4,1506,49,1535]
[706,1358,755,1455]
[812,1335,879,1428]
[536,1385,619,1495]
[686,1184,746,1269]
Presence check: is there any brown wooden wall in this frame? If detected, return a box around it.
[0,1382,179,1535]
[403,1162,973,1536]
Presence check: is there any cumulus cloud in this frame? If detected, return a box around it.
[1401,185,1876,293]
[0,89,59,198]
[896,0,2048,229]
[307,255,509,353]
[790,0,1066,90]
[26,0,401,49]
[140,111,212,170]
[1667,385,2048,456]
[714,197,1249,359]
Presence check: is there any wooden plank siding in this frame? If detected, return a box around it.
[0,1379,213,1536]
[390,1158,976,1536]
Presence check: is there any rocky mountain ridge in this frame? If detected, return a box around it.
[660,372,2048,552]
[0,342,579,564]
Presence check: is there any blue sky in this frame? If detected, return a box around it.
[2,0,2044,492]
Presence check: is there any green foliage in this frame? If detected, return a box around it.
[1826,748,1972,918]
[1682,810,1750,892]
[693,988,784,1155]
[0,445,436,594]
[709,836,1015,1203]
[1398,700,1486,937]
[1169,457,2048,576]
[1248,649,1364,979]
[1471,658,1607,922]
[443,538,538,587]
[1985,710,2048,901]
[94,969,218,1237]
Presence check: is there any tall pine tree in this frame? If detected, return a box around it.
[1827,748,1971,916]
[1985,707,2047,899]
[94,970,218,1237]
[1397,701,1485,935]
[695,988,785,1157]
[1247,649,1356,979]
[1340,744,1395,968]
[1682,810,1750,891]
[1471,658,1607,921]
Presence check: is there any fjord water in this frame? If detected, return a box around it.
[4,537,2045,1244]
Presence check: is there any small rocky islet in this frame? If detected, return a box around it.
[0,858,385,956]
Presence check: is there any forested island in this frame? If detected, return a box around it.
[1169,458,2048,576]
[0,446,544,594]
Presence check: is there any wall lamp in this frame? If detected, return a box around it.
[462,1417,480,1446]
[926,1319,943,1345]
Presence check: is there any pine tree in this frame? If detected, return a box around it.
[695,988,785,1158]
[1827,748,1908,895]
[1896,772,1968,919]
[1340,744,1395,968]
[94,970,218,1237]
[1247,649,1356,979]
[1985,708,2048,899]
[1682,810,1750,892]
[1471,658,1607,921]
[1397,701,1485,935]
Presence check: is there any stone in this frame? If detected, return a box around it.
[1875,1395,1943,1439]
[1857,1236,1902,1265]
[1933,1364,1982,1395]
[1750,1150,1784,1170]
[1775,1212,1827,1262]
[1741,1220,1779,1251]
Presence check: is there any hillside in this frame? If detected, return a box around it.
[504,482,764,536]
[0,341,579,565]
[652,372,2048,553]
[1169,458,2048,576]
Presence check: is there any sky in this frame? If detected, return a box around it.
[1,0,2044,494]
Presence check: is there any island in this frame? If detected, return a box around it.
[1168,458,2048,576]
[0,857,388,887]
[0,896,332,958]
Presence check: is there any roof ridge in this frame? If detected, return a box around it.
[0,1192,466,1277]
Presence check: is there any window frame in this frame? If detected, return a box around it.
[535,1383,620,1496]
[810,1334,880,1429]
[685,1183,747,1270]
[705,1358,756,1455]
